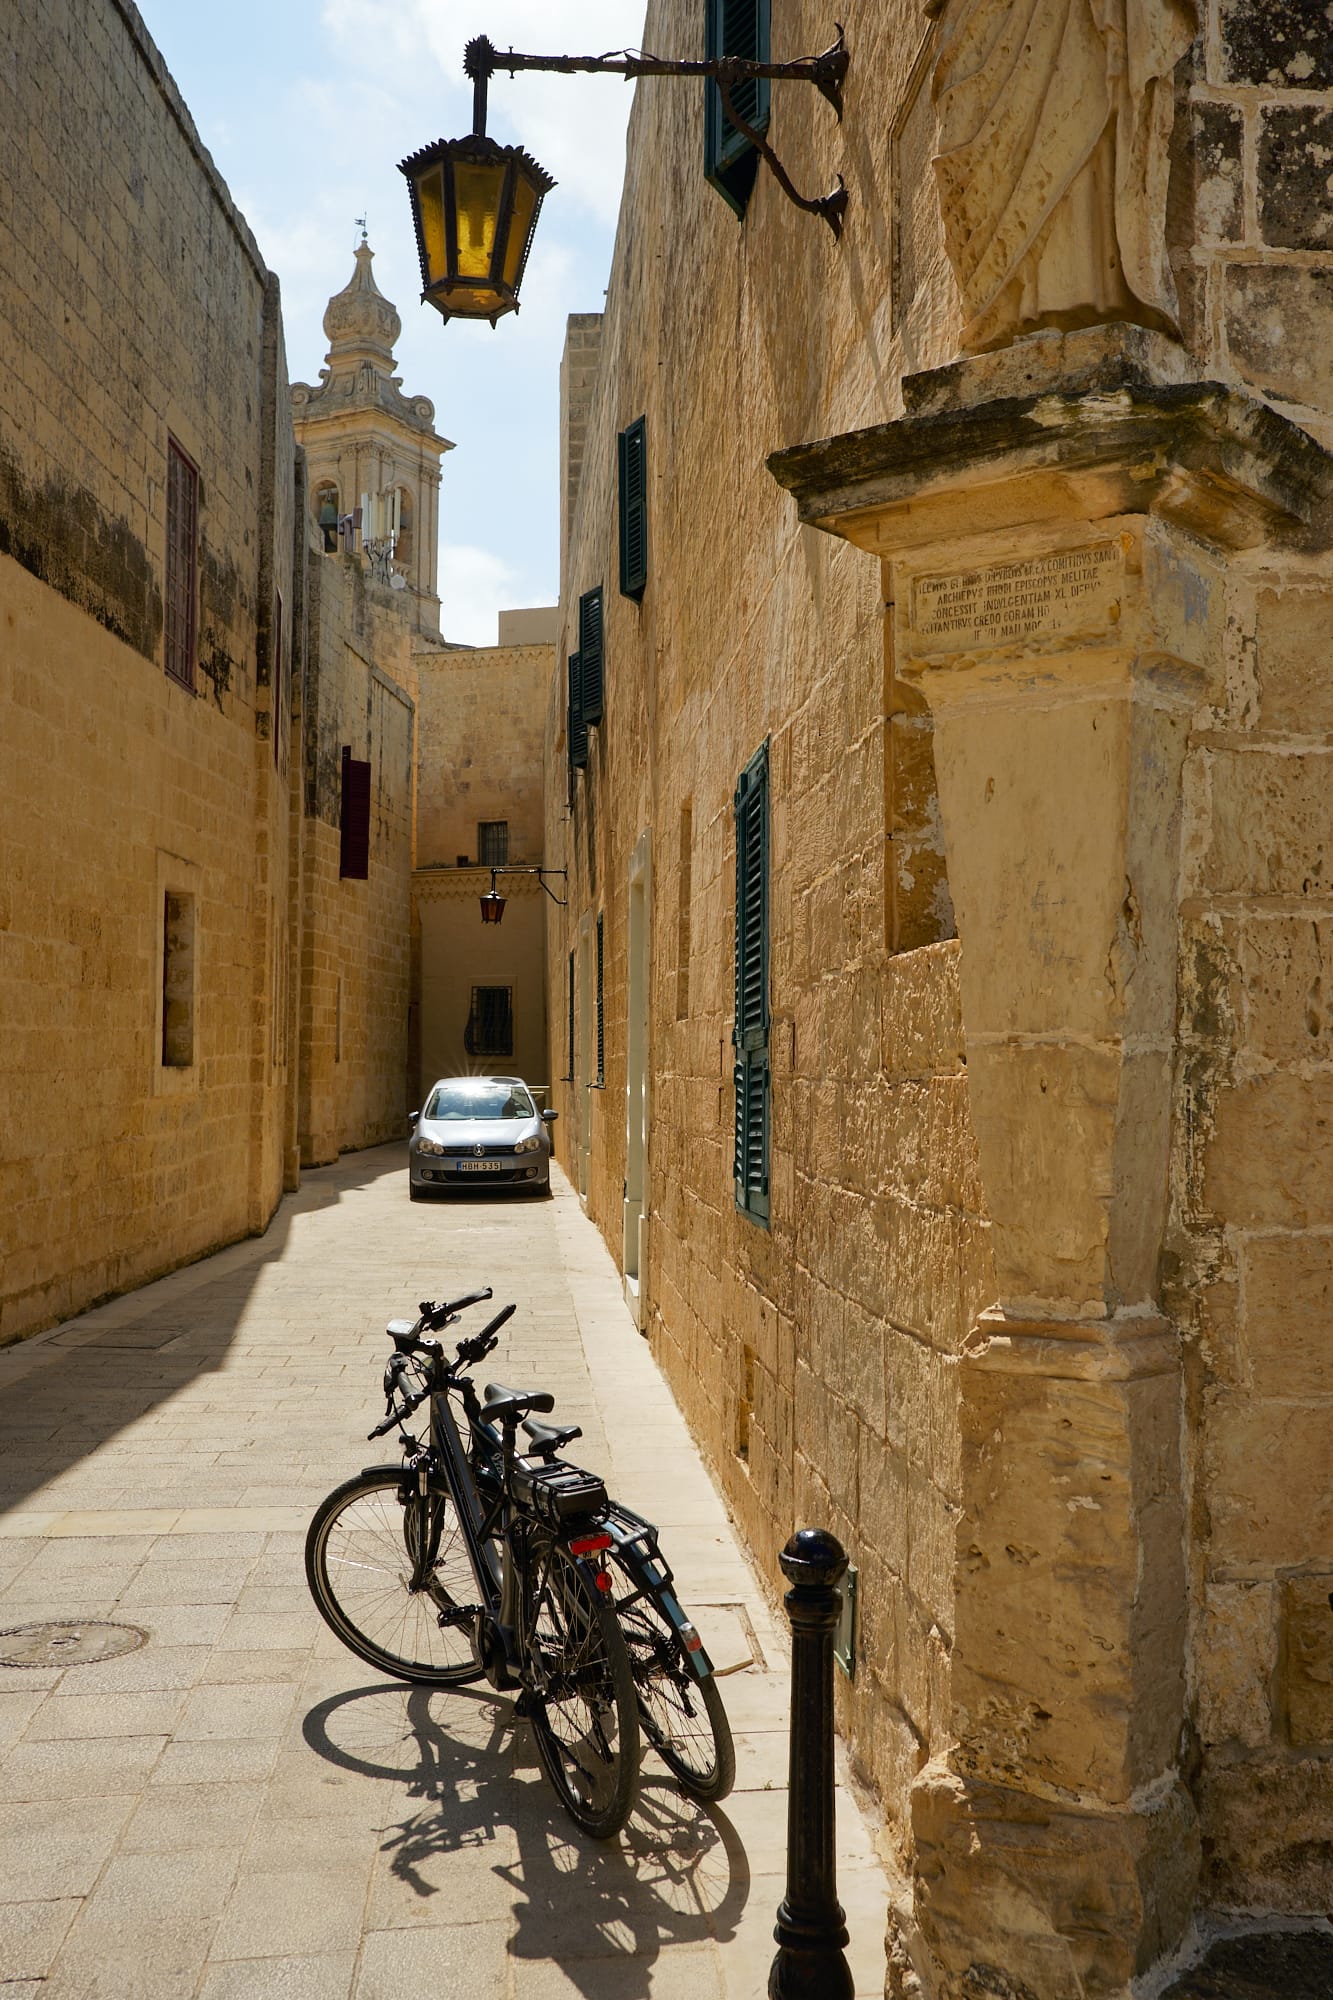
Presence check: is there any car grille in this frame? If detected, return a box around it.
[435,1143,522,1158]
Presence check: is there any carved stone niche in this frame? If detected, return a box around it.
[770,326,1333,2000]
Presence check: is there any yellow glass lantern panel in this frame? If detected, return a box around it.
[501,173,538,291]
[454,161,505,278]
[414,163,448,290]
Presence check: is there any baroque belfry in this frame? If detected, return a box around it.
[292,236,450,635]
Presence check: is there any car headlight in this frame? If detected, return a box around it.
[416,1137,445,1157]
[515,1135,541,1153]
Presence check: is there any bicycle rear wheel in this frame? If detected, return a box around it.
[305,1469,484,1687]
[620,1602,735,1802]
[521,1538,639,1839]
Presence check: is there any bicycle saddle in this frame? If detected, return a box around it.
[522,1418,583,1458]
[482,1381,556,1422]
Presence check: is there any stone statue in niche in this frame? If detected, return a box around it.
[930,0,1196,353]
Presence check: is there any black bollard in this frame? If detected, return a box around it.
[770,1527,854,2000]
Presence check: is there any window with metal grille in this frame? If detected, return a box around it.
[478,820,509,866]
[595,913,605,1085]
[165,438,198,690]
[339,746,371,879]
[618,418,647,600]
[161,890,195,1068]
[578,586,604,726]
[465,985,513,1058]
[705,0,771,218]
[733,741,770,1224]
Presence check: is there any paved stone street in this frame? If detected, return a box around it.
[0,1148,890,1998]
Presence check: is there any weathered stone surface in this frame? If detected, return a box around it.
[1241,1234,1333,1397]
[1205,1073,1333,1228]
[1191,100,1245,246]
[1205,1395,1333,1569]
[1221,0,1333,89]
[1202,747,1333,899]
[1259,106,1333,252]
[1197,1580,1275,1750]
[1283,1574,1333,1746]
[1253,580,1333,735]
[1198,1754,1333,1908]
[911,1762,1199,2000]
[1225,267,1333,414]
[1161,1930,1333,2000]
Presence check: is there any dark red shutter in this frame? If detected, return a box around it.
[340,747,371,879]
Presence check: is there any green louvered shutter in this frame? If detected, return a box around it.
[578,587,604,726]
[568,650,588,771]
[618,418,647,601]
[705,0,771,217]
[733,741,770,1223]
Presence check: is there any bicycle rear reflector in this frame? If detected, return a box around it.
[569,1531,613,1556]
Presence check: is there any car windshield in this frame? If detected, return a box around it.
[423,1081,535,1122]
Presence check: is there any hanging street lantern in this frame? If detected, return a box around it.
[402,31,849,328]
[479,880,507,924]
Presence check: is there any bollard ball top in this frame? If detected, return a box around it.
[779,1527,848,1590]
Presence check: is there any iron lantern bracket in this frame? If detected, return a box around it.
[489,865,568,907]
[462,28,850,238]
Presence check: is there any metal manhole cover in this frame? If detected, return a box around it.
[0,1620,150,1667]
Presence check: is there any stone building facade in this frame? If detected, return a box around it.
[0,0,420,1342]
[544,2,1333,1993]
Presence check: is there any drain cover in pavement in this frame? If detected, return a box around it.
[0,1620,150,1667]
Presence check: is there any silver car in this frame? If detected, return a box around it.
[409,1076,557,1199]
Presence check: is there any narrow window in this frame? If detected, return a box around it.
[315,482,340,552]
[595,913,605,1085]
[161,890,195,1067]
[705,0,771,219]
[478,820,509,866]
[565,949,575,1082]
[165,438,198,690]
[618,418,648,600]
[676,799,693,1020]
[579,586,604,726]
[733,741,770,1224]
[466,985,513,1058]
[340,746,372,879]
[272,589,284,768]
[568,651,588,773]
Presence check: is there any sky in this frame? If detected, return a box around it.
[146,1,647,645]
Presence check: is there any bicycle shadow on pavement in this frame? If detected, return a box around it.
[304,1679,751,1990]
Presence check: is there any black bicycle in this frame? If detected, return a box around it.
[305,1289,638,1837]
[305,1288,733,1830]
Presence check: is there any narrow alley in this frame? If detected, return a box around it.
[0,1149,889,1998]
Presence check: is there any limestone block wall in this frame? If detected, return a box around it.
[297,553,414,1167]
[544,0,981,1836]
[0,0,295,1341]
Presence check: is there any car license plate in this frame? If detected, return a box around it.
[459,1160,505,1173]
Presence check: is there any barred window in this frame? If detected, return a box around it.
[466,985,513,1058]
[165,438,198,690]
[478,820,509,866]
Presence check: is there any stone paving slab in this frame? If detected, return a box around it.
[0,1147,892,1996]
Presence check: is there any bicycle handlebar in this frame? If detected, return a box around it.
[371,1298,517,1438]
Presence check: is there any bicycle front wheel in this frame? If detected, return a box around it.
[620,1603,735,1802]
[306,1469,484,1687]
[521,1539,639,1839]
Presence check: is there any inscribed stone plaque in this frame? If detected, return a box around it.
[911,541,1124,654]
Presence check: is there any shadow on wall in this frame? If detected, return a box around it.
[0,1147,406,1520]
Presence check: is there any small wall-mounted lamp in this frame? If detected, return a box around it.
[401,28,850,325]
[479,865,568,925]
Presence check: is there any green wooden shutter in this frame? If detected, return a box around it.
[595,912,605,1085]
[618,418,647,601]
[578,588,604,726]
[568,650,588,771]
[705,0,771,217]
[733,741,770,1223]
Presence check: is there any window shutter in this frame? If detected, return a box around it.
[705,0,771,213]
[618,419,648,601]
[595,911,605,1085]
[733,741,770,1222]
[568,651,588,770]
[578,587,604,726]
[339,746,371,879]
